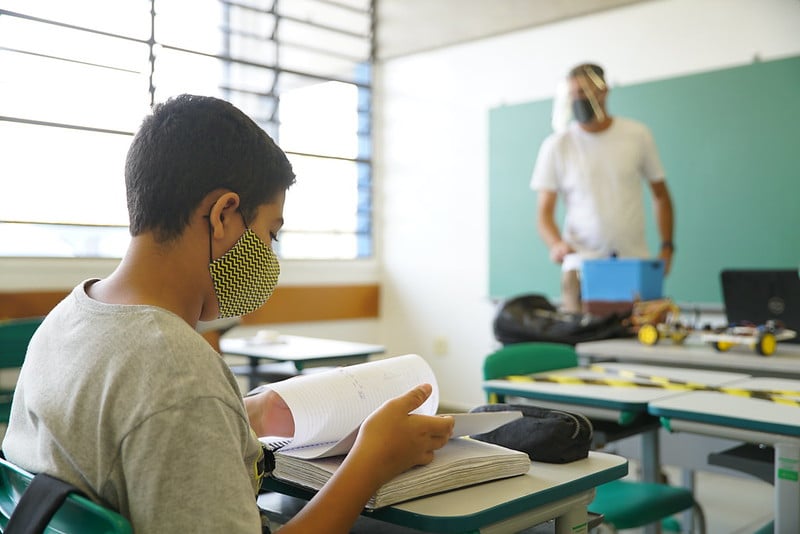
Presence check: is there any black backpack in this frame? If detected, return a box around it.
[492,294,630,346]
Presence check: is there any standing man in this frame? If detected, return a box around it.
[530,63,674,313]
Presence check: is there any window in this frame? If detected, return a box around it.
[0,0,374,259]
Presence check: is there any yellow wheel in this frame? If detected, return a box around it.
[756,332,777,356]
[638,324,660,346]
[713,341,733,352]
[671,332,689,344]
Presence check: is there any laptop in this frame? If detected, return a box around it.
[720,269,800,343]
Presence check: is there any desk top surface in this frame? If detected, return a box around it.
[220,329,385,361]
[577,337,800,376]
[483,363,749,411]
[649,376,800,437]
[264,451,627,532]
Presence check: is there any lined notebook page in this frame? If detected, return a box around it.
[263,354,438,459]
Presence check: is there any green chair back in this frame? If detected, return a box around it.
[483,342,578,402]
[0,317,44,423]
[0,317,44,370]
[0,458,132,534]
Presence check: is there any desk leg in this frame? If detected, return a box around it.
[640,427,660,483]
[641,429,661,534]
[680,468,695,534]
[774,441,800,534]
[249,357,260,391]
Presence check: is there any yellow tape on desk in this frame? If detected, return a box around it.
[504,367,800,407]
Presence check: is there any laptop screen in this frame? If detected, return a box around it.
[720,269,800,343]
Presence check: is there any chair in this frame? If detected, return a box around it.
[482,342,706,533]
[0,317,45,424]
[0,457,132,533]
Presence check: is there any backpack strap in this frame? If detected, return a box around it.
[4,473,85,534]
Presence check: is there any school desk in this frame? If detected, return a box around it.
[482,363,749,487]
[649,376,800,534]
[259,451,627,534]
[219,328,385,390]
[576,337,800,378]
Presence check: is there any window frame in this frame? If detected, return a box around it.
[0,0,375,261]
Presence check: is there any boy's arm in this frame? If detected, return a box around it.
[121,399,263,533]
[276,385,453,533]
[244,388,294,438]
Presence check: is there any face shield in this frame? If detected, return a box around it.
[571,66,607,124]
[551,78,572,132]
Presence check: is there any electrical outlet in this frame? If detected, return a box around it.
[433,337,448,356]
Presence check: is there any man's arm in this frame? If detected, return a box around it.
[649,180,674,275]
[536,190,572,263]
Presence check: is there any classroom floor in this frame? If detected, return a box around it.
[614,461,774,534]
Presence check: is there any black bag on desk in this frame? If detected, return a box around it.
[492,293,629,346]
[469,403,593,463]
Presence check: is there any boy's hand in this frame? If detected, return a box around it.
[349,384,454,486]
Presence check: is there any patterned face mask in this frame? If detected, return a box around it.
[209,224,280,319]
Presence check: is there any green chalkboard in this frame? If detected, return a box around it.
[489,56,800,306]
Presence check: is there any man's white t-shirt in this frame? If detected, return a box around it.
[530,117,666,259]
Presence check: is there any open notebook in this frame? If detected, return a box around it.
[260,354,530,508]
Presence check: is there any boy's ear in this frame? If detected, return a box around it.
[207,191,241,238]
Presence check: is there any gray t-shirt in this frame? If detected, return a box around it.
[3,280,264,533]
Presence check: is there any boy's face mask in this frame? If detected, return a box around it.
[209,220,280,319]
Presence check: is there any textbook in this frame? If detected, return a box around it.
[260,354,530,509]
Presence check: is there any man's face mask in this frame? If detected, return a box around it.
[572,98,596,124]
[209,217,280,318]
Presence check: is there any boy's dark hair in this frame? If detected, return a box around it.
[125,94,295,241]
[568,63,605,81]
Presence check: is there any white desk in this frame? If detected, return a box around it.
[483,363,749,486]
[577,338,800,378]
[260,451,628,534]
[220,328,385,390]
[650,377,800,534]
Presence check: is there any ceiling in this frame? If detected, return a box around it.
[374,0,648,60]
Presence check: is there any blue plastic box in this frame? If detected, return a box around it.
[581,258,664,302]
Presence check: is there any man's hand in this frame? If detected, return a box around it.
[549,241,574,263]
[659,248,673,276]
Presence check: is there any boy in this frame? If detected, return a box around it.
[3,95,454,532]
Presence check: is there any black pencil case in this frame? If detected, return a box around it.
[468,403,593,463]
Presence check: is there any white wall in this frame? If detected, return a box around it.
[375,0,800,409]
